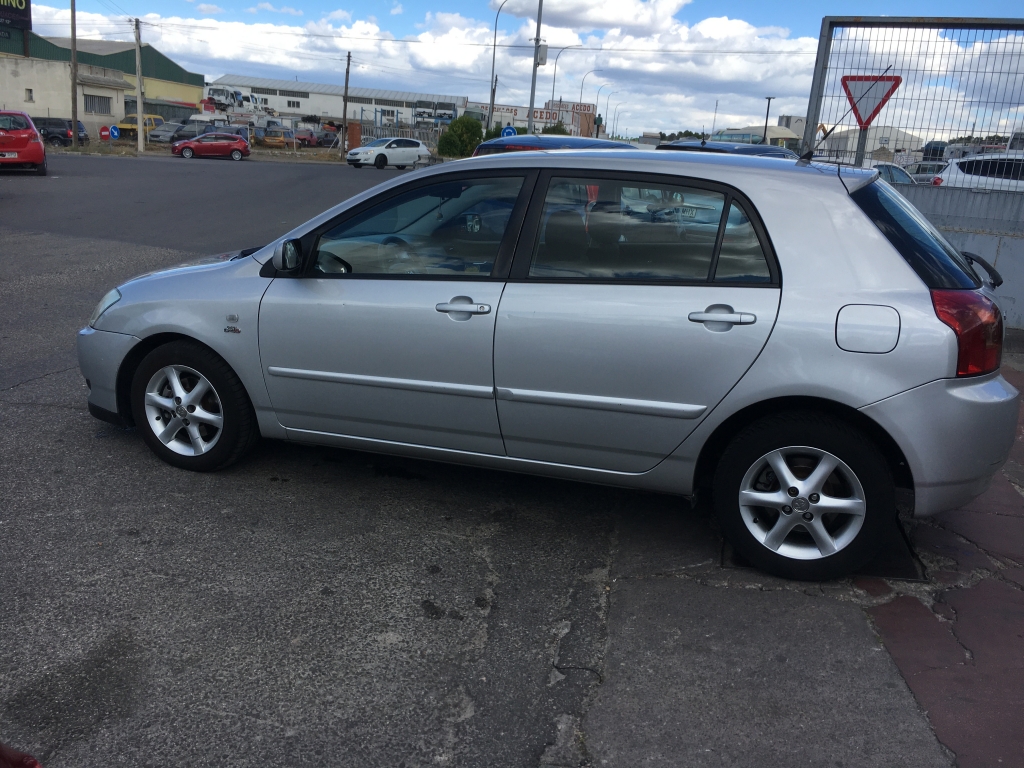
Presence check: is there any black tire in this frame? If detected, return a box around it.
[130,340,259,471]
[182,147,194,159]
[230,149,243,161]
[712,411,893,581]
[48,136,64,148]
[395,165,407,170]
[374,154,387,169]
[35,160,47,176]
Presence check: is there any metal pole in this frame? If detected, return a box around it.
[711,99,718,135]
[762,96,774,145]
[802,17,835,154]
[134,18,145,154]
[70,0,79,149]
[526,0,544,134]
[488,75,497,132]
[854,128,869,167]
[342,51,350,154]
[594,84,609,137]
[487,0,510,131]
[604,91,618,127]
[578,70,601,136]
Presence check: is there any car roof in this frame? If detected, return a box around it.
[428,148,878,191]
[657,140,798,157]
[1,110,31,116]
[478,135,636,150]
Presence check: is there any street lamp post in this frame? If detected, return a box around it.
[612,102,626,138]
[578,69,602,136]
[486,0,512,131]
[604,90,619,130]
[762,96,775,146]
[594,83,610,137]
[550,44,581,122]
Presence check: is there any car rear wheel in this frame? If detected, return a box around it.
[35,160,47,176]
[182,147,194,159]
[713,411,892,581]
[374,154,387,169]
[48,136,64,148]
[230,149,243,161]
[131,341,258,471]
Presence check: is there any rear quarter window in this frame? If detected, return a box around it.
[850,180,979,289]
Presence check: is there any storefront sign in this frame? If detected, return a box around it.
[0,0,32,31]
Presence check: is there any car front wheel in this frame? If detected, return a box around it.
[374,154,387,169]
[131,341,258,471]
[182,147,194,159]
[713,411,892,581]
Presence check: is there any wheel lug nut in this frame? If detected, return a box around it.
[183,419,190,426]
[809,493,820,503]
[187,405,196,413]
[782,506,792,515]
[174,397,182,404]
[787,487,799,497]
[802,512,814,521]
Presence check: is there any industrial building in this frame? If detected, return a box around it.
[0,29,205,135]
[211,75,468,127]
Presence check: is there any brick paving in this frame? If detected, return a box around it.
[866,364,1024,768]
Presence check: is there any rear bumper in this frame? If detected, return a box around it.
[0,146,45,164]
[77,326,140,418]
[860,373,1019,517]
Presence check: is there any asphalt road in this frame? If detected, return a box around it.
[0,154,952,767]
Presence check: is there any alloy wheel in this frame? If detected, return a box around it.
[143,365,224,457]
[737,446,866,560]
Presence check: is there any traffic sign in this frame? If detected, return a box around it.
[501,126,516,138]
[99,126,110,141]
[841,75,902,129]
[109,125,120,140]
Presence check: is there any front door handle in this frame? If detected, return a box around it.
[436,302,490,314]
[687,312,756,324]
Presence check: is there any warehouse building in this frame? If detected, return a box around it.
[0,29,205,134]
[211,74,468,127]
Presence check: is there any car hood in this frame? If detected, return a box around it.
[121,250,248,286]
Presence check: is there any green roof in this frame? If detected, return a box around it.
[0,30,203,87]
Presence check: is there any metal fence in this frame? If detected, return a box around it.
[803,17,1024,204]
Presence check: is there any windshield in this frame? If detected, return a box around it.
[850,180,979,289]
[366,138,390,147]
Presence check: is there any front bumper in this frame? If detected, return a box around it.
[860,373,1019,517]
[77,326,140,419]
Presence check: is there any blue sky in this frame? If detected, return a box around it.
[31,0,1023,135]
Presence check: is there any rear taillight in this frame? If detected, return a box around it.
[67,129,72,137]
[931,176,943,186]
[931,289,1003,376]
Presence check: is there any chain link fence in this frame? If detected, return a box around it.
[803,18,1024,198]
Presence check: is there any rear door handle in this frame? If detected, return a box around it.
[688,312,756,325]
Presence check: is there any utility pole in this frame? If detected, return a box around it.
[487,75,497,132]
[134,18,145,154]
[342,51,350,154]
[526,0,543,134]
[762,96,774,147]
[70,0,79,149]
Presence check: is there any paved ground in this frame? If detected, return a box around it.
[0,154,1017,766]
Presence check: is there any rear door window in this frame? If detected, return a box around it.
[527,175,774,283]
[851,180,979,289]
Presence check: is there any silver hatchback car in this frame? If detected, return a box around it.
[78,152,1018,580]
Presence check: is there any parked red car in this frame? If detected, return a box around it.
[0,110,47,175]
[172,133,250,161]
[293,128,318,147]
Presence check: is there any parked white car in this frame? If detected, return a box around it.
[931,152,1024,192]
[347,138,431,170]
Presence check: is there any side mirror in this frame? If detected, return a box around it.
[272,239,303,272]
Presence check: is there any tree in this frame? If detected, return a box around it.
[541,121,570,135]
[438,115,484,157]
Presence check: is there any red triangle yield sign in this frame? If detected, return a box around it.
[841,75,902,129]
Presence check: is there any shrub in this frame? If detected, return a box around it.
[438,115,484,157]
[541,121,570,135]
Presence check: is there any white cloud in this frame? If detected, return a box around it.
[390,4,403,15]
[247,2,303,15]
[196,4,224,14]
[323,9,351,21]
[493,0,690,36]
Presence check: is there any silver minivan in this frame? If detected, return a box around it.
[78,152,1018,580]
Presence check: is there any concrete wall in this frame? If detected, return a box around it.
[0,56,126,138]
[904,185,1024,328]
